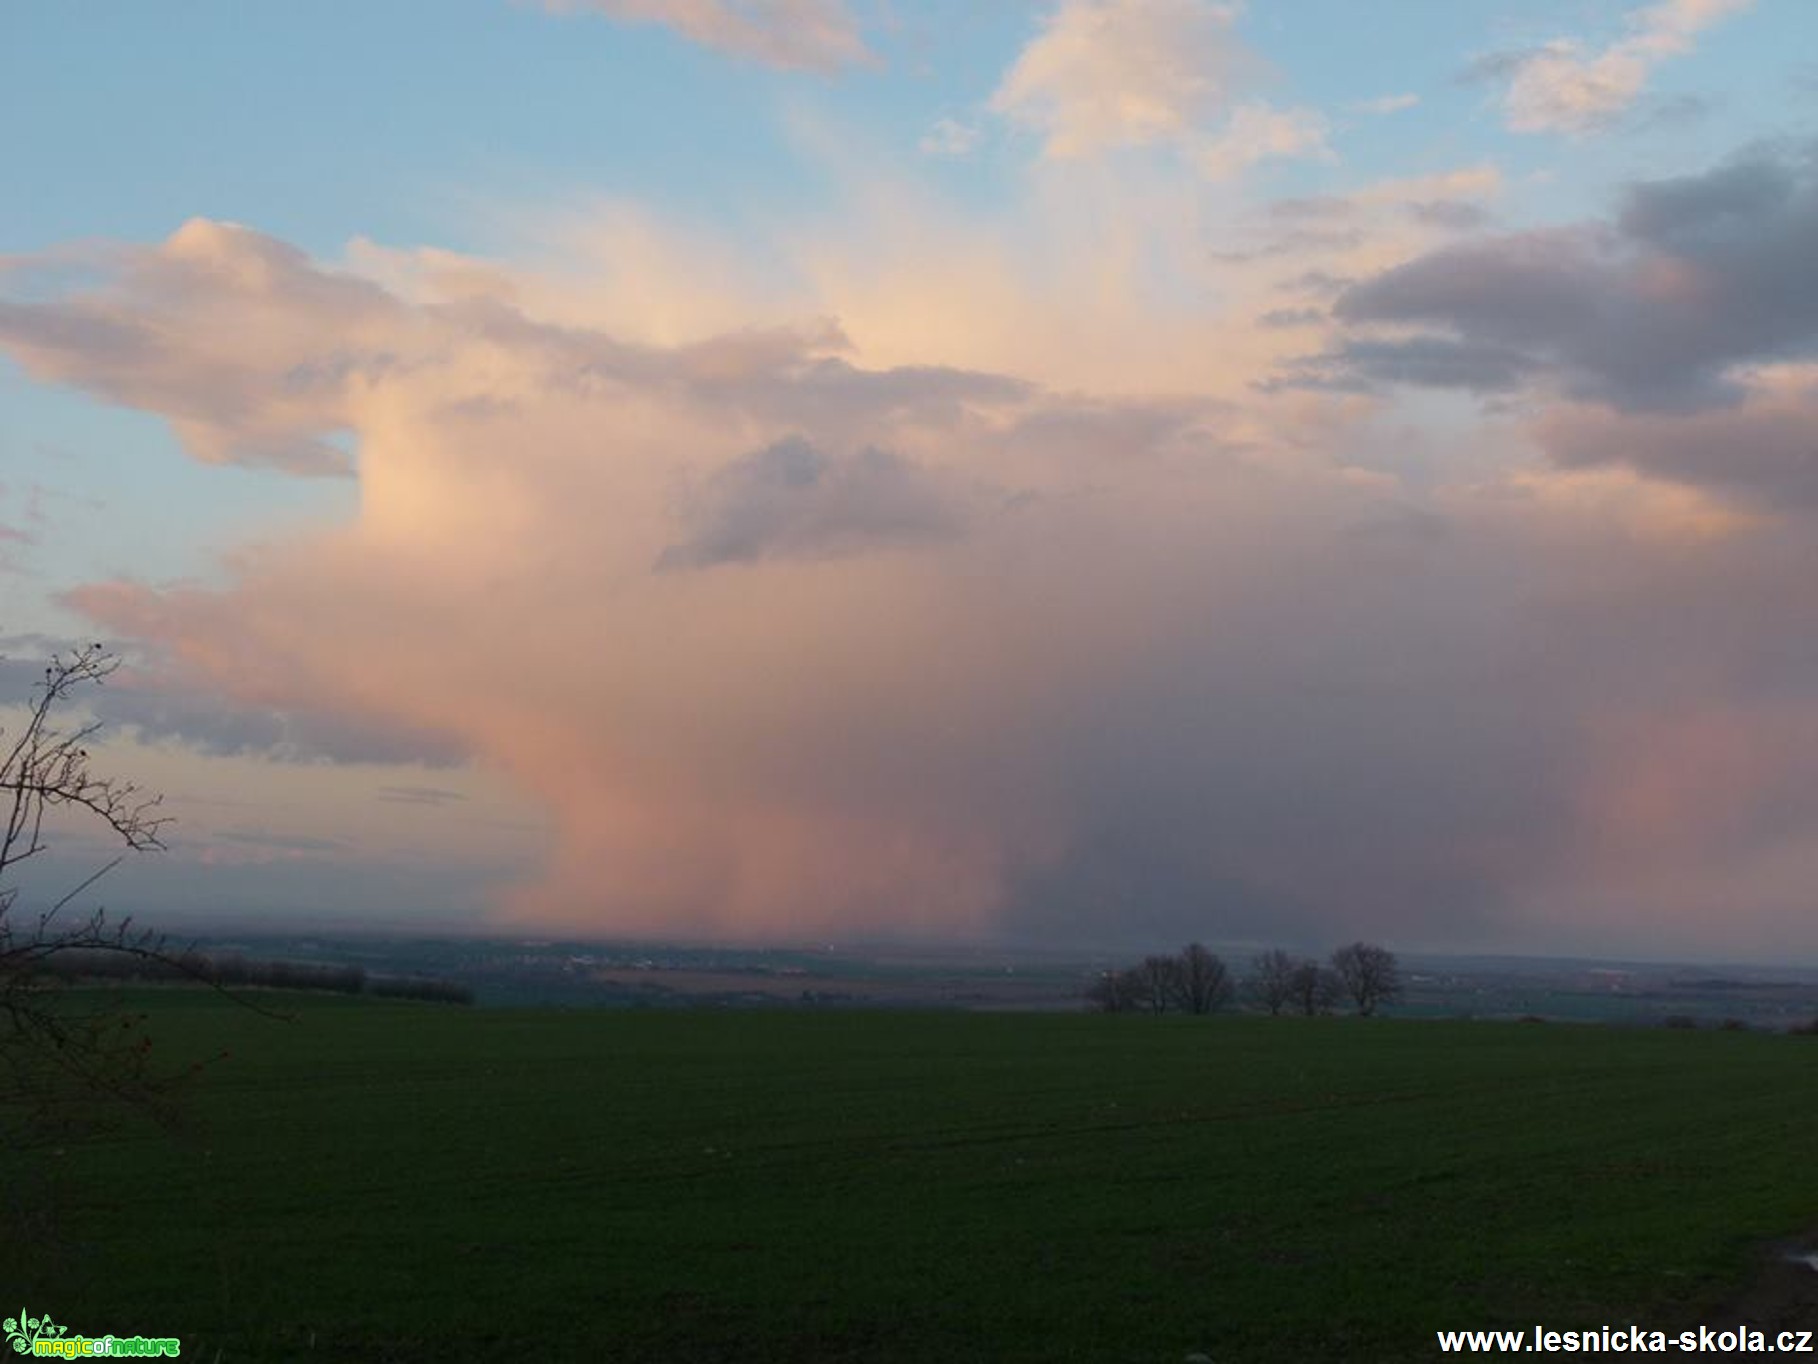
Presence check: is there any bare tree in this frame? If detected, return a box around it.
[1170,942,1233,1015]
[1247,948,1299,1016]
[1,643,180,1138]
[1330,941,1402,1017]
[1085,968,1143,1013]
[1132,954,1185,1015]
[1286,959,1340,1017]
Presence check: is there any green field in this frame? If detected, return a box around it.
[6,994,1818,1361]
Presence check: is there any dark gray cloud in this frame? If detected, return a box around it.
[1540,390,1818,509]
[1405,199,1491,231]
[1300,143,1818,411]
[996,515,1595,950]
[1258,307,1326,329]
[1210,228,1366,264]
[1277,269,1354,298]
[1002,821,1319,949]
[1277,335,1537,394]
[450,300,1029,440]
[998,395,1225,464]
[656,437,977,570]
[1268,195,1356,223]
[774,357,1031,433]
[101,679,469,766]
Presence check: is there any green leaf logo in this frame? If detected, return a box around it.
[5,1309,66,1353]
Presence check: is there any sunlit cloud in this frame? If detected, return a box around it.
[1,128,1812,956]
[534,0,871,71]
[991,0,1246,157]
[1480,0,1753,135]
[1195,102,1332,180]
[986,0,1328,180]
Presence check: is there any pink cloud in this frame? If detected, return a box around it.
[12,216,1818,956]
[1490,0,1753,135]
[536,0,871,72]
[988,0,1328,179]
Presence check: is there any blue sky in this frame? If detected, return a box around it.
[4,1,1818,958]
[8,1,1807,255]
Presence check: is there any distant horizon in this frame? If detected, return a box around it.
[113,910,1818,978]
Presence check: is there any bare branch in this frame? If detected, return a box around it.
[0,640,205,1144]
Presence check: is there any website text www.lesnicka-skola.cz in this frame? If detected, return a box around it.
[1437,1325,1816,1354]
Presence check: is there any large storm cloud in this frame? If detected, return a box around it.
[6,193,1818,956]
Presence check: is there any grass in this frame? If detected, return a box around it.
[5,992,1818,1361]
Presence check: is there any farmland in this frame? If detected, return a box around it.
[6,993,1818,1361]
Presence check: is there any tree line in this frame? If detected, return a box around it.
[41,946,475,1005]
[1087,941,1402,1018]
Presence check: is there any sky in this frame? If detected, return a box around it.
[3,0,1817,960]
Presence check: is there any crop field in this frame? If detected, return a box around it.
[6,994,1818,1362]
